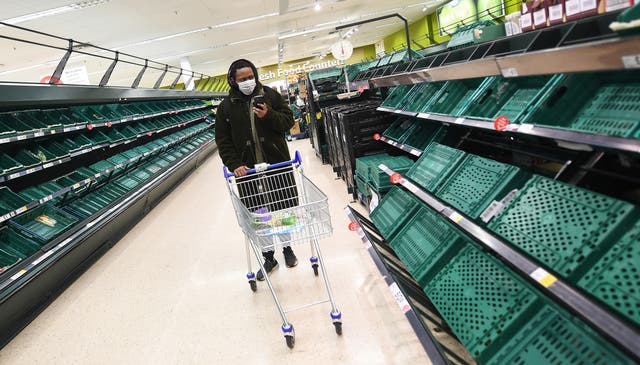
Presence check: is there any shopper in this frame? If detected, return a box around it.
[216,59,298,281]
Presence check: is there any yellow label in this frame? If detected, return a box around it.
[539,274,557,288]
[51,130,56,134]
[316,112,322,120]
[449,213,463,223]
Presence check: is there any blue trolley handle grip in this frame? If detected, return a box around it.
[223,150,302,178]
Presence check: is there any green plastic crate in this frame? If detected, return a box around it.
[525,71,640,138]
[424,78,491,116]
[485,305,633,365]
[355,174,370,197]
[389,206,470,286]
[577,220,640,328]
[107,154,131,172]
[0,153,23,176]
[69,105,107,123]
[12,149,41,169]
[0,226,42,270]
[370,155,413,190]
[0,114,36,133]
[102,129,127,143]
[129,168,152,182]
[0,116,17,137]
[0,187,30,215]
[404,82,447,113]
[400,123,446,151]
[488,176,637,280]
[435,155,530,220]
[84,130,110,145]
[19,182,64,204]
[95,184,127,202]
[370,186,421,240]
[66,134,93,152]
[383,117,414,141]
[36,141,70,161]
[9,204,78,243]
[114,175,143,191]
[143,162,163,175]
[462,75,558,122]
[380,84,415,109]
[425,244,538,358]
[405,142,466,192]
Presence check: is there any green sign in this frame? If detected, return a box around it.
[437,0,505,35]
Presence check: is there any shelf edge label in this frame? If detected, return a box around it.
[622,54,640,69]
[389,283,411,314]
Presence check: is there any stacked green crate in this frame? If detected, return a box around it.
[405,142,466,192]
[488,176,637,280]
[370,186,422,240]
[521,71,640,138]
[424,244,539,359]
[422,78,492,116]
[460,75,559,123]
[435,155,530,221]
[485,304,633,365]
[369,155,413,192]
[403,82,447,113]
[577,220,640,328]
[390,206,471,286]
[380,84,415,109]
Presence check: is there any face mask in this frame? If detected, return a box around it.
[238,79,256,95]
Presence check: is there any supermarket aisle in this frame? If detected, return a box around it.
[0,140,430,365]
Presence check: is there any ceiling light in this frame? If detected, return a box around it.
[422,5,428,11]
[1,0,110,25]
[314,1,321,11]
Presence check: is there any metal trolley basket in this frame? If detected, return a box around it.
[223,151,342,348]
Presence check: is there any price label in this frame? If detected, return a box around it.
[454,117,465,125]
[502,67,519,77]
[394,110,403,114]
[622,55,640,69]
[409,149,421,156]
[580,0,596,11]
[518,124,535,133]
[26,168,38,174]
[530,268,558,288]
[11,269,27,281]
[34,132,44,137]
[417,113,431,119]
[64,127,72,132]
[17,135,27,141]
[565,0,580,15]
[449,212,463,223]
[9,173,21,180]
[520,13,533,28]
[533,9,547,26]
[389,283,411,314]
[44,162,54,169]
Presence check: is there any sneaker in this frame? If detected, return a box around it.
[256,259,278,281]
[283,246,298,268]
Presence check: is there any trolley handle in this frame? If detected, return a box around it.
[223,150,302,178]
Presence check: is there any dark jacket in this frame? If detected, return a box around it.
[216,83,295,171]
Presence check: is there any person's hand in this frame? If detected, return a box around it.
[234,166,250,177]
[253,103,268,119]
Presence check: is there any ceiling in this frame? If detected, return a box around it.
[0,0,445,87]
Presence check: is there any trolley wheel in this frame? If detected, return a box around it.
[285,335,295,349]
[312,264,319,276]
[249,280,257,292]
[333,322,343,335]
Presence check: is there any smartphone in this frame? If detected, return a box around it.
[253,95,265,107]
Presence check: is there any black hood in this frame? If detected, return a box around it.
[227,59,261,94]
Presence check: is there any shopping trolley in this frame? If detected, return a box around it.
[223,151,342,348]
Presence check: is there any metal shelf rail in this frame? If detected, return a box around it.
[376,164,640,362]
[368,12,637,88]
[374,108,640,154]
[344,207,451,365]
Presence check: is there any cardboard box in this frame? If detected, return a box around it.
[290,120,301,135]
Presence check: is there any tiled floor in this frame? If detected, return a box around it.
[0,139,431,365]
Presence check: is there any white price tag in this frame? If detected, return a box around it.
[533,9,547,26]
[622,55,640,69]
[64,127,72,132]
[32,251,54,265]
[26,168,37,174]
[394,110,403,114]
[389,283,411,314]
[10,269,27,280]
[410,149,421,156]
[454,117,465,125]
[34,132,44,137]
[17,135,27,141]
[369,189,380,212]
[549,4,564,21]
[502,67,519,77]
[417,113,431,119]
[9,173,21,180]
[518,124,535,133]
[565,0,581,15]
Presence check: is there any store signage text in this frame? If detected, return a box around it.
[259,59,346,81]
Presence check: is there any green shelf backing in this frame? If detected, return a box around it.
[577,220,640,328]
[425,244,538,358]
[9,204,78,243]
[405,143,466,192]
[485,305,633,365]
[488,176,637,280]
[435,155,530,220]
[390,206,469,286]
[370,186,421,241]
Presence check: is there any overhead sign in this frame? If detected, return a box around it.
[258,59,346,82]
